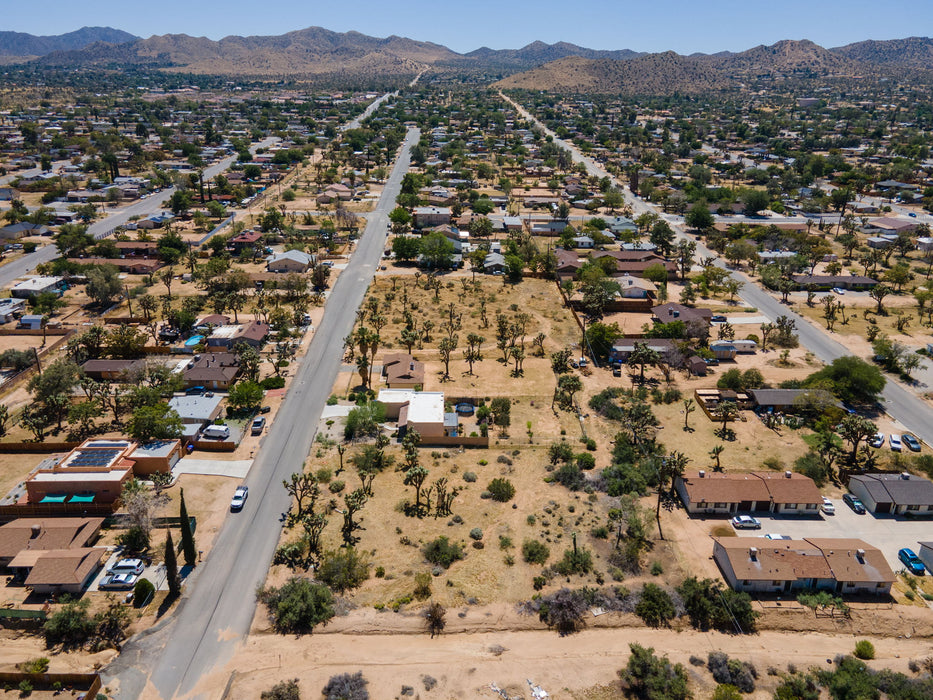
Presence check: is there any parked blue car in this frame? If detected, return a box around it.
[898,548,926,576]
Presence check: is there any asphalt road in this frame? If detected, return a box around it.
[504,94,933,448]
[105,126,418,700]
[0,137,279,291]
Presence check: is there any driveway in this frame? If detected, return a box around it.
[744,500,930,574]
[172,459,252,479]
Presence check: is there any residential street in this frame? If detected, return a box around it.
[503,94,933,448]
[104,125,418,700]
[0,137,279,291]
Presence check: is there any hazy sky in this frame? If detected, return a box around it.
[5,0,928,54]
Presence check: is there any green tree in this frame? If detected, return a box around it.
[228,380,264,412]
[685,203,714,232]
[419,232,455,269]
[635,583,676,628]
[127,403,183,442]
[838,414,877,464]
[27,358,81,430]
[165,530,180,597]
[258,577,334,635]
[179,488,197,567]
[85,264,123,307]
[619,643,690,700]
[741,189,770,216]
[804,356,885,404]
[388,206,412,233]
[391,235,420,262]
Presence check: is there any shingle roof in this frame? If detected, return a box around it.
[0,518,104,560]
[24,548,106,587]
[850,473,933,507]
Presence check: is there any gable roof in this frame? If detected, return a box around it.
[0,518,104,560]
[24,548,106,587]
[849,473,933,506]
[652,303,712,325]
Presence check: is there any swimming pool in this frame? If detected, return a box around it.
[184,335,205,347]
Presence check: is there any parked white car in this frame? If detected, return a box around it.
[821,497,835,515]
[890,434,902,452]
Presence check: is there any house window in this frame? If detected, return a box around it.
[715,502,728,509]
[877,583,885,588]
[845,582,854,587]
[772,581,782,586]
[906,504,920,511]
[806,503,817,509]
[742,581,750,586]
[785,503,797,510]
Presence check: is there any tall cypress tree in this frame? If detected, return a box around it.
[179,488,197,567]
[165,530,180,597]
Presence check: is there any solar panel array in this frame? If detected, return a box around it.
[68,448,121,468]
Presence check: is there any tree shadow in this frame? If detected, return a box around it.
[156,591,179,620]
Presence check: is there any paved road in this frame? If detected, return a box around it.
[0,159,71,186]
[105,126,418,700]
[0,138,279,291]
[504,93,933,448]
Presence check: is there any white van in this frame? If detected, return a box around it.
[202,424,231,440]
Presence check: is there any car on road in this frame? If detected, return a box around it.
[831,287,846,295]
[898,548,926,575]
[869,433,885,448]
[109,558,145,576]
[731,515,761,529]
[843,493,866,514]
[821,496,835,515]
[99,572,139,590]
[230,485,249,511]
[903,434,921,452]
[890,434,902,452]
[908,212,918,218]
[710,315,727,323]
[251,416,266,435]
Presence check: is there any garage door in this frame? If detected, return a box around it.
[875,502,891,514]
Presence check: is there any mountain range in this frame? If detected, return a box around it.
[0,27,136,58]
[1,26,931,92]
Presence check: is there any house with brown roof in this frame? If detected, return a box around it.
[81,359,145,381]
[182,352,240,390]
[0,518,103,567]
[791,274,877,291]
[20,548,107,595]
[68,257,164,274]
[381,353,425,389]
[713,537,894,596]
[114,240,159,256]
[652,302,713,327]
[675,470,822,515]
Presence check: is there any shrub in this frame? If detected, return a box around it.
[469,527,483,541]
[591,526,609,539]
[423,601,446,637]
[538,587,588,635]
[374,566,385,578]
[634,584,676,628]
[462,471,477,482]
[322,672,369,700]
[316,549,370,593]
[553,463,587,491]
[708,652,757,693]
[328,480,345,493]
[487,478,515,502]
[854,640,875,660]
[522,539,550,565]
[315,468,332,483]
[650,561,664,576]
[258,577,335,635]
[413,572,432,600]
[17,680,32,697]
[499,535,513,550]
[553,546,593,576]
[117,525,149,553]
[260,376,286,390]
[422,537,464,569]
[133,578,155,607]
[43,598,94,649]
[711,684,742,700]
[261,679,301,700]
[575,453,596,470]
[619,644,690,700]
[19,658,49,674]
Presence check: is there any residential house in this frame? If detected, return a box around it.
[17,315,46,330]
[266,250,313,273]
[413,206,452,228]
[572,235,594,249]
[68,257,164,274]
[848,473,933,515]
[114,241,159,256]
[748,389,836,413]
[675,470,822,515]
[0,297,26,323]
[182,352,240,390]
[382,353,425,389]
[918,542,933,573]
[9,275,65,299]
[376,389,452,439]
[0,518,104,567]
[651,302,712,327]
[790,274,877,291]
[19,548,108,594]
[609,338,677,364]
[0,222,50,240]
[206,320,270,350]
[229,229,263,252]
[861,217,917,235]
[713,537,894,596]
[483,252,505,274]
[167,394,224,426]
[616,274,656,300]
[81,359,145,381]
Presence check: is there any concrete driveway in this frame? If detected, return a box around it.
[745,500,931,574]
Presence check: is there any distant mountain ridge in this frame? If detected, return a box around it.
[0,26,137,57]
[1,27,931,89]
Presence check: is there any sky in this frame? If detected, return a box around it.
[5,0,930,54]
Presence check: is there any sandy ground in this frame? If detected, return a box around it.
[223,603,933,700]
